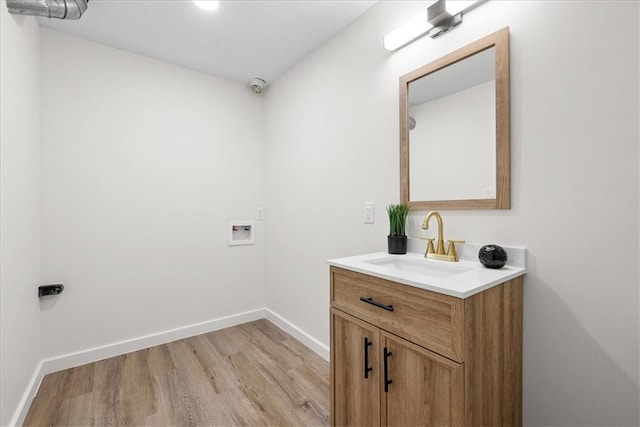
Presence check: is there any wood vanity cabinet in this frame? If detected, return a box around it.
[330,266,523,427]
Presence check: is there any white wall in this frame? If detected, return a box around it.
[0,7,43,427]
[39,29,266,359]
[265,1,639,425]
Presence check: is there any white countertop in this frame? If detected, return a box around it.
[328,249,526,299]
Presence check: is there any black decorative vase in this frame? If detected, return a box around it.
[479,244,508,269]
[387,235,407,255]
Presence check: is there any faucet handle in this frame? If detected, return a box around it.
[446,240,465,261]
[420,237,436,257]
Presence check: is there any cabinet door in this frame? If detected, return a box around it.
[381,331,464,427]
[331,309,380,426]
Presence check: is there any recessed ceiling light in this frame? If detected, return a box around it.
[193,1,220,12]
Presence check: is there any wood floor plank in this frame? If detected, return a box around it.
[228,351,300,426]
[205,326,248,358]
[235,321,303,372]
[91,355,125,426]
[171,339,224,425]
[24,370,69,426]
[51,362,96,425]
[214,387,266,426]
[249,348,329,426]
[187,334,241,394]
[251,318,290,343]
[147,343,175,379]
[149,369,194,426]
[289,362,331,413]
[123,349,156,425]
[24,320,329,426]
[60,393,95,426]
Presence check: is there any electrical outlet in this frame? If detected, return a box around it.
[364,202,375,224]
[257,207,265,221]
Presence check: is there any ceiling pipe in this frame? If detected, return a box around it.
[6,0,88,20]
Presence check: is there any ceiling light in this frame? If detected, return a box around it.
[193,1,220,12]
[383,0,482,51]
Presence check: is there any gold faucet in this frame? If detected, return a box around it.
[421,211,465,262]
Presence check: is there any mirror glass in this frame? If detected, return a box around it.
[400,27,510,210]
[409,47,495,201]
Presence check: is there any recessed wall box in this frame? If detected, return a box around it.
[229,221,255,246]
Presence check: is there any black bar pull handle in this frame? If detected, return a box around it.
[384,347,393,392]
[359,297,394,312]
[364,337,373,379]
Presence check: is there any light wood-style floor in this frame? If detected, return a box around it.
[24,319,330,426]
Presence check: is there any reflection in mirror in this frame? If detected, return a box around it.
[400,27,510,210]
[409,47,495,201]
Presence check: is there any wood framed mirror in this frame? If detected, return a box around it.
[400,27,510,210]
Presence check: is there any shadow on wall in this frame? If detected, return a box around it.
[523,255,639,426]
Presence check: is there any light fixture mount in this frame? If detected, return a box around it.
[429,13,463,39]
[427,0,465,38]
[383,0,482,51]
[427,0,454,27]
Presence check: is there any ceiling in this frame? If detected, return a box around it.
[38,0,377,86]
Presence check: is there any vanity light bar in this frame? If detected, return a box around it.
[383,12,433,52]
[383,0,481,51]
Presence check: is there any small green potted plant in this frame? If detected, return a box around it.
[386,204,409,254]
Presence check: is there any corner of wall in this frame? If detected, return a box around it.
[0,6,43,426]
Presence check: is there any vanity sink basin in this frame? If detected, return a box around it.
[328,250,526,298]
[364,256,473,279]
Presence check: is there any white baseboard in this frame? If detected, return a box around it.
[41,308,266,375]
[9,360,45,427]
[265,309,330,361]
[10,307,329,426]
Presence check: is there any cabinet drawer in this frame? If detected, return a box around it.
[330,266,464,362]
